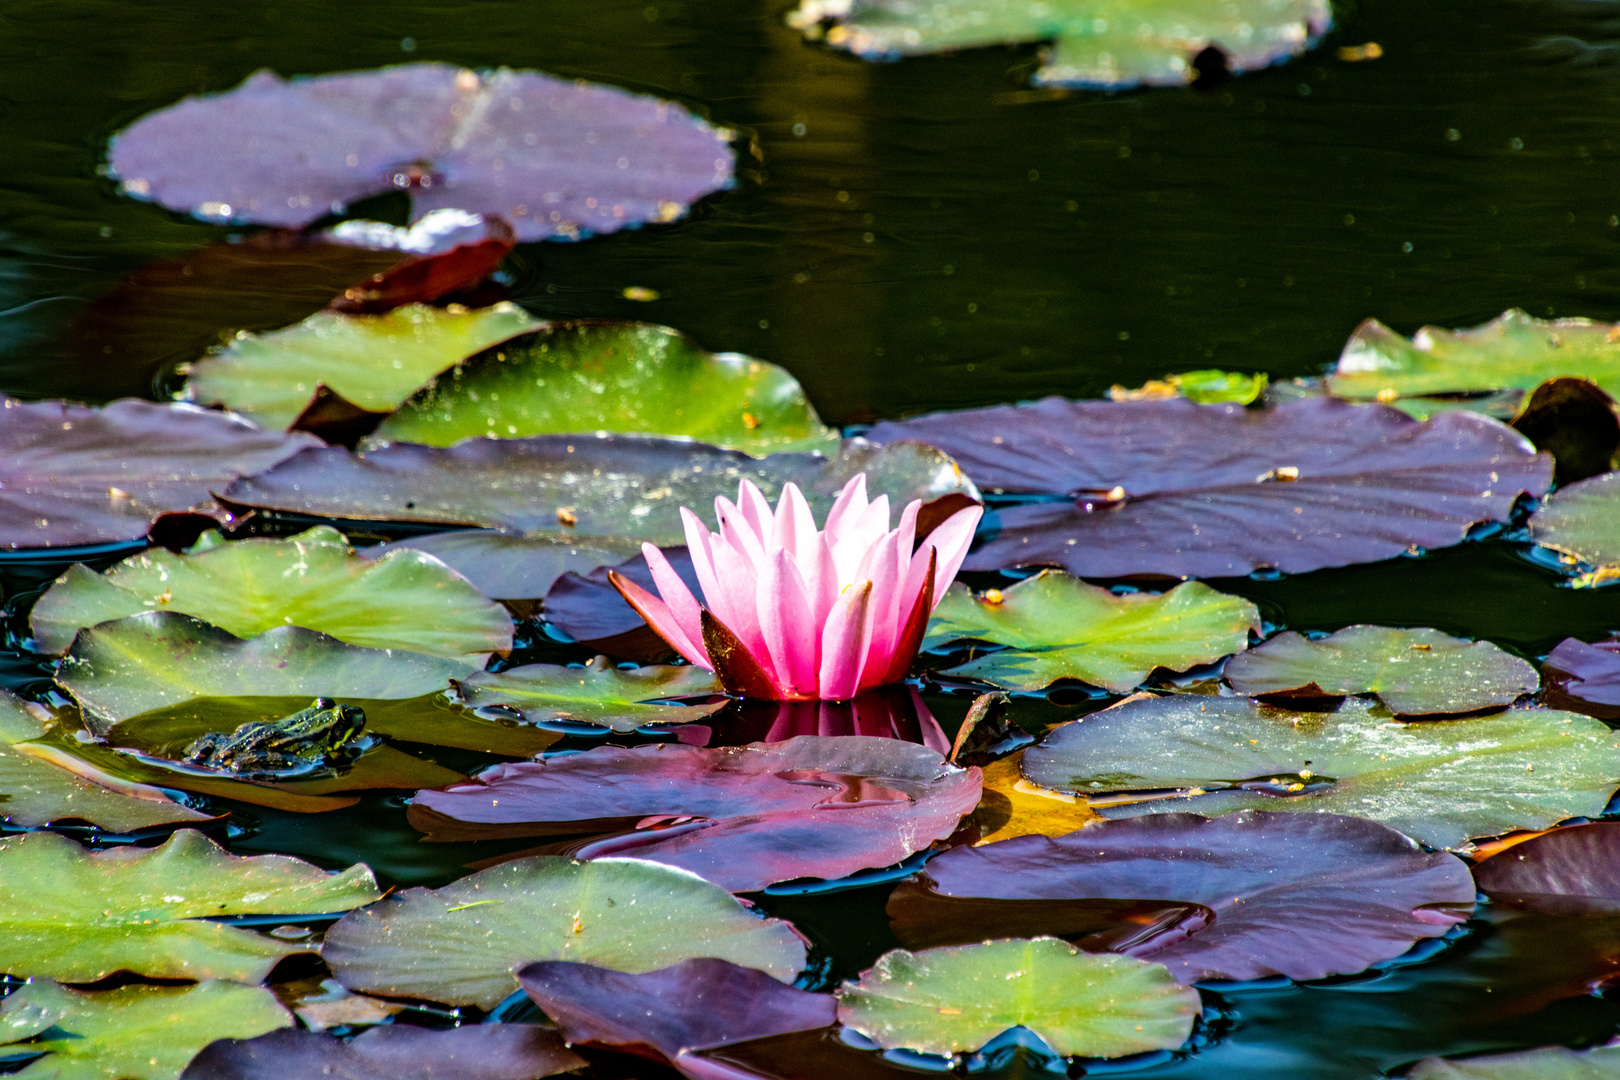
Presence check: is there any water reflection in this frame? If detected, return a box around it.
[694,684,951,753]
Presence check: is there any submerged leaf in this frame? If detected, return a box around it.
[1021,696,1620,850]
[1407,1042,1620,1079]
[926,573,1260,692]
[108,63,735,240]
[835,938,1199,1057]
[1543,637,1620,720]
[1528,471,1620,587]
[366,321,840,456]
[452,658,723,732]
[361,530,641,601]
[0,829,379,982]
[1224,625,1538,716]
[182,1024,585,1080]
[184,303,540,431]
[322,856,807,1009]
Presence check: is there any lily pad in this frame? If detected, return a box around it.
[0,397,318,550]
[408,736,982,891]
[221,435,978,544]
[0,690,209,831]
[365,321,841,456]
[324,211,518,315]
[542,546,703,659]
[1544,637,1620,720]
[361,530,642,601]
[57,611,473,735]
[518,958,835,1072]
[971,752,1098,845]
[0,828,379,982]
[1020,696,1620,850]
[1473,823,1620,914]
[31,526,513,663]
[866,397,1550,579]
[1111,370,1269,406]
[0,978,291,1080]
[1528,471,1620,587]
[1509,377,1620,485]
[108,63,736,241]
[788,0,1330,90]
[321,855,807,1009]
[1223,625,1538,716]
[1407,1042,1620,1079]
[887,811,1475,983]
[835,938,1199,1058]
[452,657,724,732]
[925,573,1260,693]
[184,303,540,431]
[182,1024,585,1080]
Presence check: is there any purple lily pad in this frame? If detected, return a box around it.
[866,397,1551,578]
[181,1022,585,1080]
[518,958,835,1079]
[409,735,982,892]
[0,398,318,550]
[108,63,735,242]
[361,530,642,602]
[1473,823,1620,915]
[886,810,1476,984]
[1543,637,1620,720]
[544,545,700,657]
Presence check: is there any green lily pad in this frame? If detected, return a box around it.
[1111,370,1269,406]
[1021,696,1620,850]
[1407,1042,1620,1079]
[364,321,840,456]
[789,0,1331,89]
[1327,310,1620,412]
[31,527,513,663]
[0,828,379,982]
[1528,472,1620,587]
[0,978,291,1080]
[57,611,474,736]
[182,302,541,430]
[835,938,1199,1058]
[322,855,807,1009]
[0,690,209,831]
[1223,625,1539,716]
[925,573,1260,693]
[454,657,725,732]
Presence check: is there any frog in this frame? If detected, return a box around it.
[182,698,368,779]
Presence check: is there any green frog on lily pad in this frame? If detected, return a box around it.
[181,698,371,780]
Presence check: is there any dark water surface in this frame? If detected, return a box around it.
[5,0,1620,1075]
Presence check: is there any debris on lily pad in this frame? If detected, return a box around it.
[108,63,736,241]
[452,656,723,732]
[1020,695,1620,850]
[322,855,807,1009]
[31,526,513,664]
[182,1023,586,1080]
[788,0,1331,90]
[1224,625,1538,716]
[835,938,1199,1058]
[1543,637,1620,720]
[1111,369,1269,406]
[1406,1041,1620,1080]
[365,321,841,456]
[0,828,380,983]
[1527,471,1620,588]
[925,572,1260,693]
[183,302,540,431]
[360,530,642,602]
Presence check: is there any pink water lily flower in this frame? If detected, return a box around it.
[610,474,982,701]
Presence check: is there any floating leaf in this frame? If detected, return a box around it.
[518,958,835,1075]
[926,573,1260,693]
[835,938,1199,1057]
[789,0,1330,90]
[452,657,723,732]
[57,611,473,735]
[324,211,517,315]
[1407,1042,1620,1080]
[31,527,512,663]
[182,1023,585,1080]
[108,63,735,240]
[887,811,1475,983]
[409,736,982,891]
[866,397,1549,578]
[362,530,641,601]
[1509,377,1620,485]
[366,321,840,456]
[543,546,702,659]
[1473,823,1620,914]
[1528,471,1620,587]
[1543,637,1620,720]
[0,829,379,982]
[184,303,540,431]
[1110,370,1268,406]
[1,979,291,1080]
[1021,696,1620,850]
[222,436,978,544]
[322,855,807,1009]
[0,397,318,550]
[1224,625,1538,716]
[971,752,1097,845]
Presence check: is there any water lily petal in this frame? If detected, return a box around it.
[822,473,869,538]
[708,538,776,680]
[774,482,819,563]
[608,570,710,667]
[758,548,820,696]
[820,580,875,700]
[913,503,983,613]
[642,543,706,654]
[736,480,777,548]
[680,507,724,604]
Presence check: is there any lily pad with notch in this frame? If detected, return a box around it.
[182,1023,586,1080]
[1543,637,1620,720]
[1020,695,1620,850]
[1527,471,1620,588]
[1223,625,1538,716]
[452,657,724,732]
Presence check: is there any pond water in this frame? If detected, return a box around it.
[3,0,1620,1075]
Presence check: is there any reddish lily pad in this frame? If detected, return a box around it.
[1473,823,1620,914]
[0,397,318,550]
[410,736,982,891]
[866,397,1550,578]
[362,531,641,601]
[887,810,1475,983]
[182,1023,586,1080]
[1543,637,1620,720]
[543,546,701,655]
[108,63,735,242]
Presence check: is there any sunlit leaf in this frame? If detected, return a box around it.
[1110,370,1268,406]
[971,752,1097,845]
[1528,471,1620,587]
[452,656,723,732]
